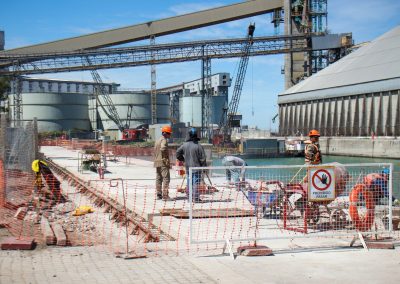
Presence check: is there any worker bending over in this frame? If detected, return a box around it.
[305,129,322,165]
[176,128,207,203]
[153,125,172,201]
[32,159,64,203]
[364,168,398,203]
[222,155,247,184]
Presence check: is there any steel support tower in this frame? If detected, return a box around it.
[201,46,212,140]
[150,35,157,125]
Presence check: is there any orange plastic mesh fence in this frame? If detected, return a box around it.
[2,139,400,256]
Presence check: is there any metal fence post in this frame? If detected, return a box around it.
[0,114,6,206]
[189,168,193,246]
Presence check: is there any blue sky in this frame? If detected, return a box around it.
[1,0,399,130]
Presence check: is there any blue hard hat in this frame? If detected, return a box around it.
[382,168,390,175]
[189,128,197,137]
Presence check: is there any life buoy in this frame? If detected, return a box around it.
[349,184,375,231]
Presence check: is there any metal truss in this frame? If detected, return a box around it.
[0,35,310,76]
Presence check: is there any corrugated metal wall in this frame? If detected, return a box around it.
[279,89,400,137]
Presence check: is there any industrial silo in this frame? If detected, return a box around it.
[0,30,4,51]
[8,92,91,132]
[179,95,226,127]
[90,91,170,131]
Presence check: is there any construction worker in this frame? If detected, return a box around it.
[364,168,397,202]
[221,155,247,184]
[304,129,322,165]
[31,159,64,203]
[154,125,172,201]
[176,128,207,202]
[32,159,47,190]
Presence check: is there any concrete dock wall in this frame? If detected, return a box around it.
[319,137,400,159]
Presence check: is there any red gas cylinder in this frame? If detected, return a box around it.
[176,160,185,176]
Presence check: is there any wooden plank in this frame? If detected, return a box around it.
[159,208,182,216]
[1,237,35,250]
[40,217,56,245]
[170,208,255,219]
[237,245,273,256]
[51,223,67,246]
[365,241,394,249]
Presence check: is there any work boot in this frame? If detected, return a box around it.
[162,196,172,201]
[157,193,162,200]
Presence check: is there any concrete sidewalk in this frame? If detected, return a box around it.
[1,245,399,283]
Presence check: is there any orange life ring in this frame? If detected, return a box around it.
[349,184,375,231]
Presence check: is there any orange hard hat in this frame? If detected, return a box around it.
[161,125,172,134]
[308,129,320,137]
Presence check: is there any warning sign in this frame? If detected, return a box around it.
[308,166,335,201]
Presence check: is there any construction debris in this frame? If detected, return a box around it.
[14,207,27,220]
[1,237,35,250]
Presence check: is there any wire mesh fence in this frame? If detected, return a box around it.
[189,163,396,247]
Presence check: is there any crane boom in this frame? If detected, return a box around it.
[86,58,148,142]
[220,23,255,141]
[89,68,125,132]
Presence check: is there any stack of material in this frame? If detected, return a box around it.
[160,208,255,218]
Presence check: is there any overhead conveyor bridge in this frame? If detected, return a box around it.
[0,34,312,76]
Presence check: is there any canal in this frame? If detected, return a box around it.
[212,155,400,197]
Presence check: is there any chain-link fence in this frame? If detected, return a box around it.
[0,115,39,242]
[0,115,37,202]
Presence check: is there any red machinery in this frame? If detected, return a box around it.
[121,128,147,142]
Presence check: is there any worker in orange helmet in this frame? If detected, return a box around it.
[154,125,172,201]
[304,129,322,165]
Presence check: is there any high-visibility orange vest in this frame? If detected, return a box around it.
[305,143,322,164]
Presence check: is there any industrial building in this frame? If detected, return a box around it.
[6,73,229,135]
[164,73,230,128]
[6,77,170,133]
[278,26,400,137]
[7,77,118,132]
[1,0,352,141]
[90,90,170,132]
[0,30,4,51]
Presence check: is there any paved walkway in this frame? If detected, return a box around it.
[1,245,399,283]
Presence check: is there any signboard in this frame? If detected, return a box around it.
[308,166,336,201]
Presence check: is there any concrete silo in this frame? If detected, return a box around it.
[8,92,90,132]
[90,91,170,132]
